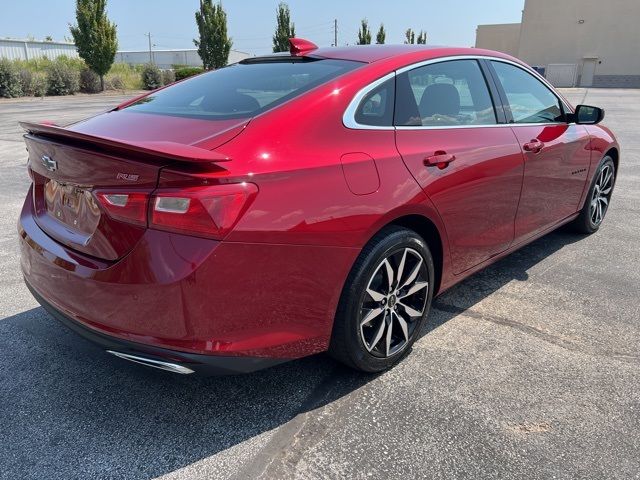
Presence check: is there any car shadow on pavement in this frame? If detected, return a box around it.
[0,228,585,479]
[0,307,372,479]
[425,227,586,335]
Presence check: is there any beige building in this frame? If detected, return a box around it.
[475,0,640,88]
[475,23,521,58]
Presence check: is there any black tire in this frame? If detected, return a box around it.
[571,156,616,234]
[329,226,434,372]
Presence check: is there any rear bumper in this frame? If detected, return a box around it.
[19,187,357,360]
[26,281,287,375]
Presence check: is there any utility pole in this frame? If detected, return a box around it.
[334,19,338,47]
[145,32,153,64]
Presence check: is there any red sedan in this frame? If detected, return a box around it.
[19,39,619,375]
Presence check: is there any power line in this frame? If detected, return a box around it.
[295,20,334,30]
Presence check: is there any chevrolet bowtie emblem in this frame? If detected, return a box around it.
[41,155,58,172]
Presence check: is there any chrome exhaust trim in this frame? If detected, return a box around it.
[106,350,195,374]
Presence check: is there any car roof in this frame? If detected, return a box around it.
[308,44,519,64]
[310,44,447,63]
[245,44,522,70]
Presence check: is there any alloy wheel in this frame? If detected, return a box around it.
[590,163,614,226]
[359,248,429,358]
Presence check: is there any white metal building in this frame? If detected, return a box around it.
[1,38,250,68]
[0,38,79,61]
[115,48,250,69]
[475,0,640,88]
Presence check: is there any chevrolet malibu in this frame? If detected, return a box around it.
[19,39,619,375]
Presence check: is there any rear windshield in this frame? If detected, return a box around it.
[125,58,361,120]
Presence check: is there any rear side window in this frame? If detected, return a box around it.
[491,61,564,124]
[354,78,395,126]
[125,59,361,120]
[395,60,497,127]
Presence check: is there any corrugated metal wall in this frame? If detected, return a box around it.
[115,49,250,69]
[0,39,79,61]
[1,39,250,68]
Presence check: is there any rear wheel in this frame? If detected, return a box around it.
[329,226,434,372]
[572,156,616,234]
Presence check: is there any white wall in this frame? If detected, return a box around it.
[0,39,79,61]
[115,49,250,69]
[0,39,250,71]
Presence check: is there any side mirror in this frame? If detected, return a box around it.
[572,104,605,124]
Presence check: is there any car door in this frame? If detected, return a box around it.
[394,59,524,274]
[488,60,592,243]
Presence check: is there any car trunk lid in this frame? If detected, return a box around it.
[21,118,242,261]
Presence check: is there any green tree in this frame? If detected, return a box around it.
[357,19,372,45]
[194,0,232,70]
[376,24,386,44]
[273,2,295,52]
[69,0,118,91]
[404,28,415,44]
[417,31,427,44]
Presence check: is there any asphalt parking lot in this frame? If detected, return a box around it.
[0,89,639,480]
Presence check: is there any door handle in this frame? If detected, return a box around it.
[523,139,545,153]
[424,151,456,169]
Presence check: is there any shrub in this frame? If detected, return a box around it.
[174,67,204,81]
[107,63,143,90]
[0,59,23,98]
[51,55,86,71]
[18,69,33,94]
[13,55,83,75]
[14,57,53,73]
[1,57,144,97]
[18,69,46,97]
[162,69,176,86]
[30,73,47,97]
[46,59,80,95]
[105,75,124,90]
[141,63,162,90]
[80,68,101,93]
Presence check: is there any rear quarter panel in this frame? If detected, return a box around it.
[218,70,448,251]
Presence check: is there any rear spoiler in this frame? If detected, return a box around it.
[19,121,231,164]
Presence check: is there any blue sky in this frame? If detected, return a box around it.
[2,0,524,55]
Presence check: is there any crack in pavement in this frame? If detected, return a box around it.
[231,365,347,480]
[234,299,639,478]
[432,302,640,364]
[579,88,590,105]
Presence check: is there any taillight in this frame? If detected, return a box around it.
[150,183,257,240]
[95,182,256,240]
[95,192,149,226]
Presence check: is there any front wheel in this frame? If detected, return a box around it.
[329,226,434,372]
[572,156,616,234]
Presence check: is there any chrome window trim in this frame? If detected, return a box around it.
[343,54,573,131]
[342,71,396,130]
[395,122,567,131]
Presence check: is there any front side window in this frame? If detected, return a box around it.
[125,58,361,120]
[394,60,497,127]
[491,61,564,124]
